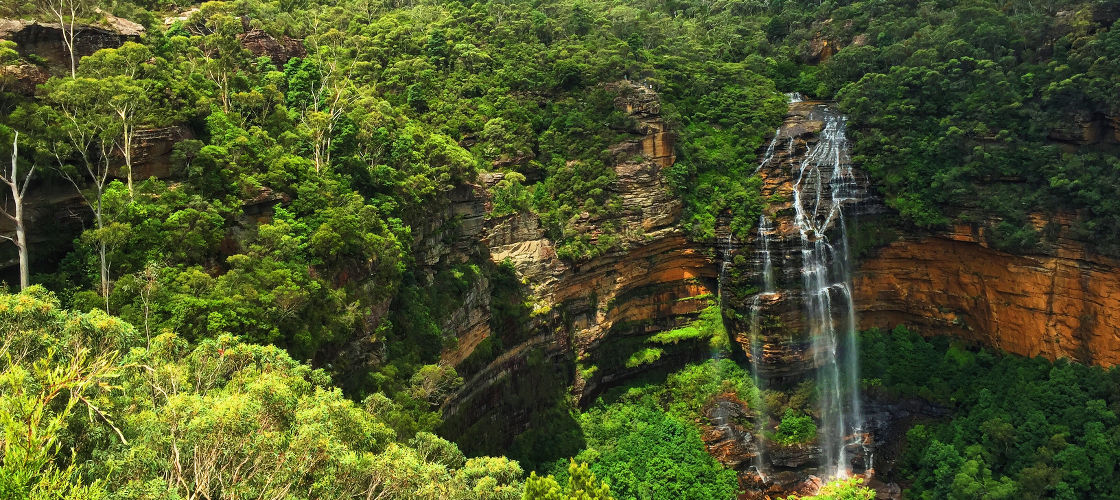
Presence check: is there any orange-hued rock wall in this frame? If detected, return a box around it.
[853,223,1120,366]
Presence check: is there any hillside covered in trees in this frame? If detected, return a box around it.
[1,0,1119,497]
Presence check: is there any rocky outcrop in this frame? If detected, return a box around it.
[605,81,676,168]
[0,63,49,95]
[124,126,195,180]
[1047,110,1120,147]
[801,19,868,64]
[853,219,1120,366]
[437,82,720,452]
[703,394,763,470]
[0,17,143,72]
[237,28,305,66]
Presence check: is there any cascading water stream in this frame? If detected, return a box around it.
[717,234,732,300]
[755,129,781,174]
[788,106,864,480]
[747,214,776,477]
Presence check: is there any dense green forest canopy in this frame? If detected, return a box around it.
[863,327,1120,500]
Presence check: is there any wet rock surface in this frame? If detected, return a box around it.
[701,389,948,499]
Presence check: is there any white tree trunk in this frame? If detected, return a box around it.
[14,197,27,290]
[3,132,32,290]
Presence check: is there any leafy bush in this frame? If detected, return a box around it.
[774,408,818,445]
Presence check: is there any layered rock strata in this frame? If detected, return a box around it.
[436,81,720,442]
[853,220,1120,366]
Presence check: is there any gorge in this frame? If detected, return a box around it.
[2,0,1120,498]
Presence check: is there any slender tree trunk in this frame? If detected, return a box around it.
[6,133,30,290]
[100,239,108,309]
[66,27,76,78]
[93,199,108,310]
[91,186,109,311]
[14,195,27,290]
[48,3,78,78]
[122,121,134,197]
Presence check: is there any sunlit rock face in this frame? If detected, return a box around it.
[853,218,1120,367]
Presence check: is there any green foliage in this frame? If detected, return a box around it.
[0,286,125,500]
[786,478,876,500]
[863,326,1120,499]
[0,289,525,499]
[523,461,613,500]
[6,1,1120,497]
[648,302,728,351]
[667,66,786,240]
[624,347,663,368]
[774,408,817,445]
[491,172,533,218]
[544,360,752,500]
[818,0,1120,254]
[572,404,738,500]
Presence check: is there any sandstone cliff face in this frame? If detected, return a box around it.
[438,81,717,374]
[853,220,1120,366]
[436,81,719,444]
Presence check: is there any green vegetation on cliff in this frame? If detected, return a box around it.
[548,360,750,500]
[863,327,1120,499]
[817,0,1120,253]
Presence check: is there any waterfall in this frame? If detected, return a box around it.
[748,214,776,477]
[758,215,774,293]
[718,234,732,300]
[788,106,864,480]
[755,129,781,173]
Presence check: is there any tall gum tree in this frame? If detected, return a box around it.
[41,77,120,309]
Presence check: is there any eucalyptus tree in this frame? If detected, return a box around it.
[40,77,121,309]
[0,129,34,290]
[79,43,164,196]
[33,0,91,77]
[297,25,374,173]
